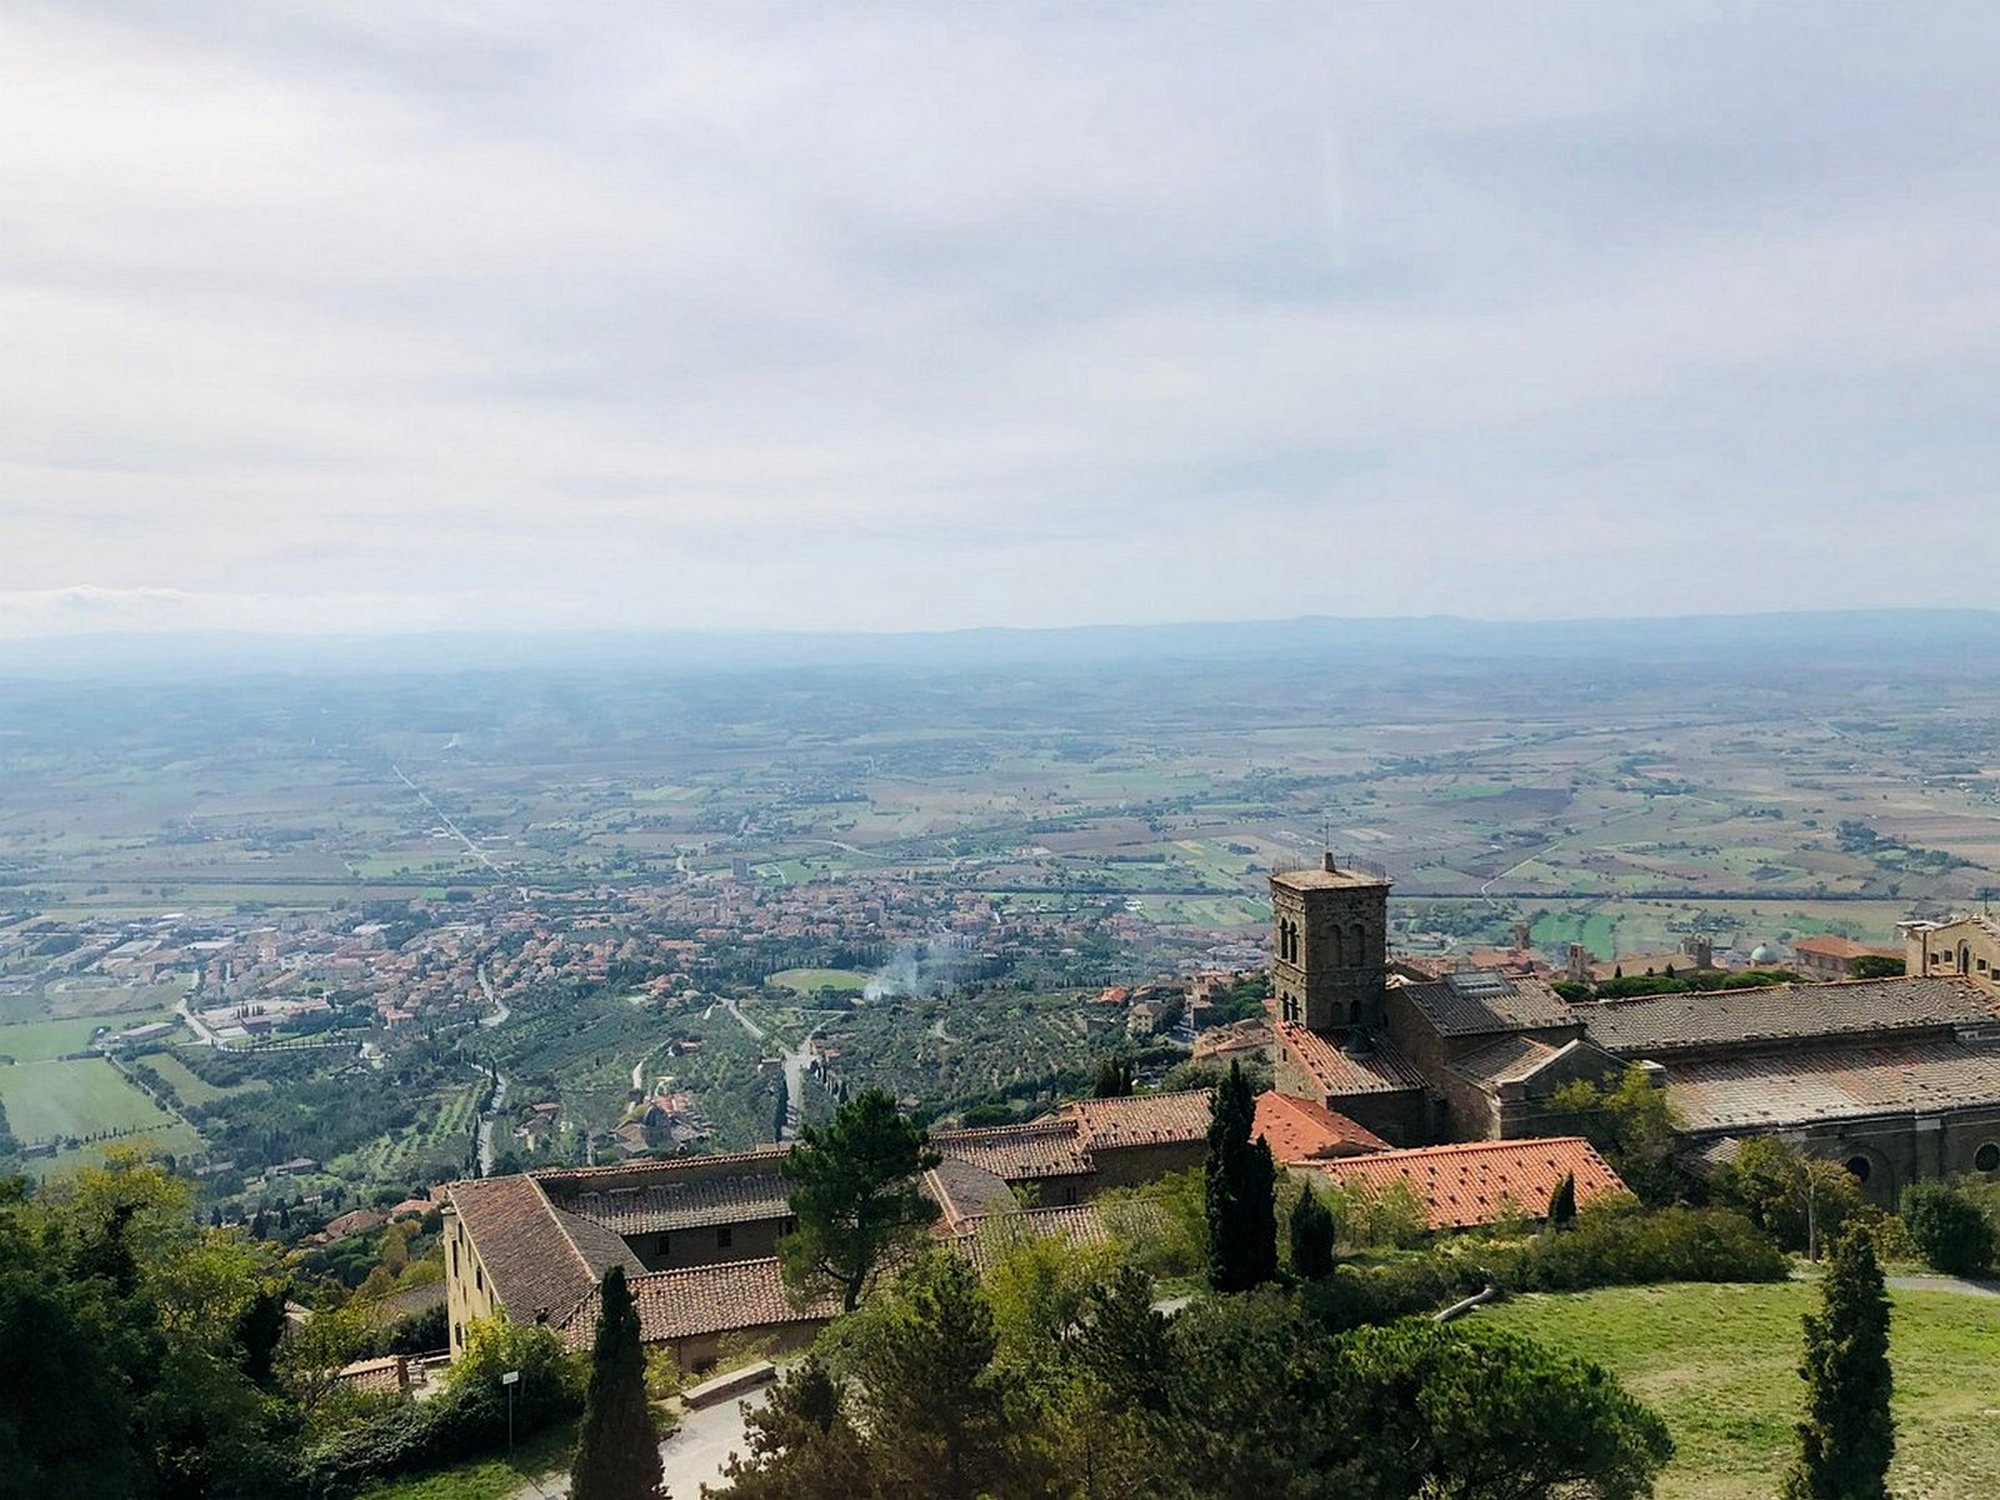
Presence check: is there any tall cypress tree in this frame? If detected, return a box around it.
[1204,1061,1277,1292]
[571,1265,665,1500]
[1288,1188,1335,1281]
[1783,1225,1894,1500]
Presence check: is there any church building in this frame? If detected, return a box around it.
[1271,854,2000,1205]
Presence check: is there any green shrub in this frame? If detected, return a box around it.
[302,1320,583,1497]
[1901,1182,1996,1277]
[1474,1204,1788,1293]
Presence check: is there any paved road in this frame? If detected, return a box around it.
[506,1388,767,1500]
[1886,1273,2000,1298]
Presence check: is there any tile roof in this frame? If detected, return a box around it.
[1665,1040,2000,1133]
[924,1156,1021,1229]
[447,1175,640,1326]
[558,1259,839,1350]
[541,1167,793,1235]
[1252,1089,1389,1163]
[1310,1137,1627,1231]
[949,1204,1126,1267]
[1394,973,1581,1037]
[1276,1021,1426,1098]
[931,1118,1094,1179]
[1448,1035,1561,1089]
[1065,1090,1213,1151]
[1580,976,2000,1058]
[1791,935,1890,960]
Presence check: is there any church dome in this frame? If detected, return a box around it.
[1750,944,1776,965]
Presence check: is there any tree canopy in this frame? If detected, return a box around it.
[1204,1060,1277,1293]
[778,1088,941,1312]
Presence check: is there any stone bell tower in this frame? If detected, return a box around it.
[1270,853,1390,1034]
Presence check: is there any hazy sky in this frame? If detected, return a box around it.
[5,2,1999,637]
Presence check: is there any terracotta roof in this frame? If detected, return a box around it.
[1791,935,1890,960]
[559,1259,839,1350]
[542,1167,792,1235]
[1270,864,1390,892]
[447,1175,640,1325]
[1448,1035,1561,1089]
[532,1144,789,1184]
[1276,1021,1426,1098]
[1310,1137,1627,1231]
[1064,1090,1213,1151]
[1665,1039,2000,1133]
[1393,973,1580,1037]
[948,1204,1126,1267]
[931,1118,1094,1179]
[1581,976,1999,1057]
[1252,1089,1388,1163]
[924,1156,1020,1228]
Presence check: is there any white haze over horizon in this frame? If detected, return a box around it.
[5,3,2000,640]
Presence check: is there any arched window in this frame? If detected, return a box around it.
[1845,1156,1873,1183]
[1977,1143,2000,1173]
[1329,923,1342,968]
[1349,923,1367,968]
[1960,943,1972,973]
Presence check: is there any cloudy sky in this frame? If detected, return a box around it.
[4,2,1998,638]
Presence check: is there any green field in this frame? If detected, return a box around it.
[1480,1282,2000,1499]
[767,967,872,994]
[0,1055,177,1142]
[32,1123,204,1178]
[142,1050,267,1106]
[0,1014,124,1063]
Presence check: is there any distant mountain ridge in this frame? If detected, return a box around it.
[5,608,2000,681]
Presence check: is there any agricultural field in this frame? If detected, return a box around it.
[766,967,871,994]
[0,1055,180,1143]
[1481,1282,2000,1499]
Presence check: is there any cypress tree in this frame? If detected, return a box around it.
[571,1265,665,1500]
[1205,1061,1277,1292]
[1093,1057,1135,1098]
[1547,1171,1577,1229]
[1783,1225,1894,1500]
[1289,1188,1336,1280]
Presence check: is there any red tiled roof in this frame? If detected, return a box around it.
[1791,935,1892,960]
[932,1119,1094,1179]
[1253,1090,1388,1163]
[559,1259,839,1350]
[446,1175,642,1326]
[1309,1137,1627,1231]
[1064,1090,1212,1151]
[1276,1021,1426,1098]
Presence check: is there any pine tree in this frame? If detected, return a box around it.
[571,1265,665,1500]
[1204,1060,1277,1292]
[1783,1225,1893,1500]
[778,1088,940,1312]
[1547,1171,1577,1229]
[1288,1187,1336,1280]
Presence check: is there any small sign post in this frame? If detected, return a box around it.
[501,1369,520,1452]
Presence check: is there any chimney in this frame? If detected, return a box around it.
[1323,852,1338,874]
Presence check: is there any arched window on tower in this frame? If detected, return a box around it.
[1349,923,1367,967]
[1330,923,1343,969]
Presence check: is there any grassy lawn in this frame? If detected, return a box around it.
[1480,1282,2000,1499]
[766,967,872,994]
[0,1055,176,1141]
[353,1421,575,1500]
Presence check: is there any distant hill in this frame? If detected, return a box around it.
[7,607,2000,681]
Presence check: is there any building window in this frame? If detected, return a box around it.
[451,1242,459,1276]
[1845,1156,1873,1183]
[784,1216,798,1235]
[1978,1143,2000,1173]
[475,1264,484,1292]
[716,1225,733,1249]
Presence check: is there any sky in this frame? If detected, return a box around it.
[4,2,1999,639]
